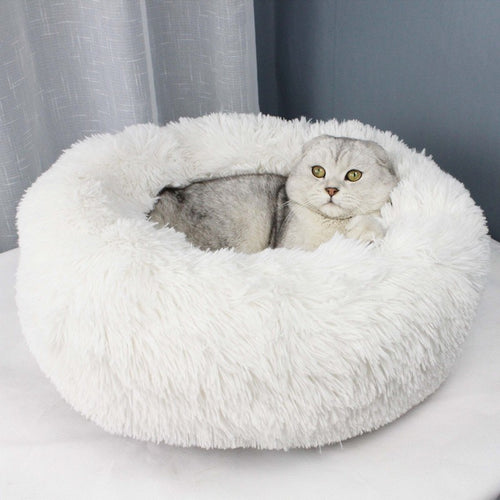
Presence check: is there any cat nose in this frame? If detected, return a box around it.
[325,187,339,197]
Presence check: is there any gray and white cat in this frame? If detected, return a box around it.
[148,135,398,252]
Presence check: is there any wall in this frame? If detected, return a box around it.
[255,0,500,240]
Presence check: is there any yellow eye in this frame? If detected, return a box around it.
[312,166,326,178]
[345,169,362,182]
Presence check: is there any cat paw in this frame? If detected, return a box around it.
[346,215,385,242]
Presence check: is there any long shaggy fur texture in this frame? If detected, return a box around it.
[16,113,490,449]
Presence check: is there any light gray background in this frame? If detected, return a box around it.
[255,0,500,241]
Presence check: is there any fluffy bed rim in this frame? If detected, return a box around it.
[16,113,489,449]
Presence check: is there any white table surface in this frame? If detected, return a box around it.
[1,241,499,500]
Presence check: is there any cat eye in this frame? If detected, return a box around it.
[311,166,326,178]
[345,169,362,182]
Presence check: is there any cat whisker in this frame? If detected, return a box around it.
[280,211,294,230]
[279,201,296,228]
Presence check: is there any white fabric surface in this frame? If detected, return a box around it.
[1,240,499,499]
[15,116,490,450]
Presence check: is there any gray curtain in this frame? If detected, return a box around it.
[0,0,259,253]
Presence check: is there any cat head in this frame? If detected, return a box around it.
[286,135,398,219]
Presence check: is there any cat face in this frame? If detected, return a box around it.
[286,135,398,219]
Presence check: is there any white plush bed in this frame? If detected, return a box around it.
[4,112,499,496]
[14,114,490,452]
[1,242,499,498]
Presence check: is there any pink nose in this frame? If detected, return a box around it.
[325,187,339,197]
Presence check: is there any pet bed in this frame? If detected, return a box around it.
[16,113,489,449]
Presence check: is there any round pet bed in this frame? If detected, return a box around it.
[16,113,489,449]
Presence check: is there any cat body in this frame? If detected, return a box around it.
[148,135,398,252]
[149,174,287,253]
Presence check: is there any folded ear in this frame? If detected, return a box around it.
[364,140,396,176]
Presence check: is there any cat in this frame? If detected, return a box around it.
[148,135,398,252]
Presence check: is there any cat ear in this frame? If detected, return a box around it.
[364,141,396,176]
